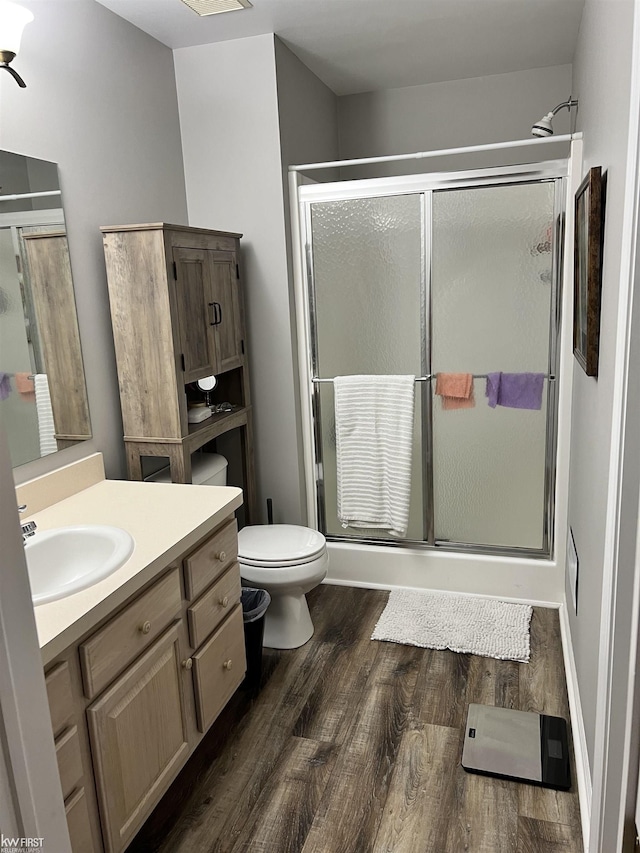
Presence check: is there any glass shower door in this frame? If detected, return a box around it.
[308,193,425,540]
[430,181,557,550]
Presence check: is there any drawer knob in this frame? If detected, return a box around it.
[217,551,227,563]
[139,621,151,635]
[182,658,193,671]
[219,595,229,608]
[223,659,233,671]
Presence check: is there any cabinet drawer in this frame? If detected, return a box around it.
[184,518,237,601]
[187,564,241,649]
[192,604,246,733]
[45,662,74,737]
[55,725,83,801]
[80,568,182,700]
[65,787,96,853]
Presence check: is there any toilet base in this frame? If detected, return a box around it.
[263,592,315,649]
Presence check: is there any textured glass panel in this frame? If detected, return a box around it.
[310,195,424,539]
[311,195,422,376]
[0,228,40,466]
[431,182,555,549]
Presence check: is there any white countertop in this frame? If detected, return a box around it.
[29,479,243,665]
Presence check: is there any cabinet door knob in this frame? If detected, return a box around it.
[219,595,229,608]
[182,658,193,670]
[216,551,226,563]
[139,621,151,635]
[223,659,233,671]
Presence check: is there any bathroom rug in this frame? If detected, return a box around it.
[371,590,532,662]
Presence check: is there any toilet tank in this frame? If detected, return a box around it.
[145,453,228,486]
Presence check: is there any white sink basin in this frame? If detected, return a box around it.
[25,525,135,606]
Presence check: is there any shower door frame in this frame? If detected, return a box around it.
[297,159,568,559]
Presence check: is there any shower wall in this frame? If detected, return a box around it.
[303,170,561,557]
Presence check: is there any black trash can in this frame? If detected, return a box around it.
[241,587,271,691]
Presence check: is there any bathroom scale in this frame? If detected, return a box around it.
[461,703,571,790]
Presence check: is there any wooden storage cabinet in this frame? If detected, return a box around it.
[44,516,246,853]
[102,223,256,521]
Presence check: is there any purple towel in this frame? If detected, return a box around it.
[486,372,501,408]
[485,372,545,411]
[0,372,10,402]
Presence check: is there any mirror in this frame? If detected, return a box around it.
[0,150,91,467]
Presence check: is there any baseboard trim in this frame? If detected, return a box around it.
[558,599,592,850]
[322,576,561,610]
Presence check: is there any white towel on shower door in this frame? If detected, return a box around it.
[334,374,415,538]
[34,373,57,456]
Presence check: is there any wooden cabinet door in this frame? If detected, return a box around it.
[209,250,244,373]
[87,623,190,853]
[173,247,217,381]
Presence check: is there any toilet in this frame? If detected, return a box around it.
[144,452,229,486]
[238,524,328,649]
[147,454,327,649]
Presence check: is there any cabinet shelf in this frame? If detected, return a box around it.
[187,405,249,443]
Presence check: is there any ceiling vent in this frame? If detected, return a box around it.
[179,0,252,15]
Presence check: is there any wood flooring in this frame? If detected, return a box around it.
[129,585,583,853]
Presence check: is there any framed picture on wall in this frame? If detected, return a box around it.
[574,166,603,377]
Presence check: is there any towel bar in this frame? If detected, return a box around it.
[312,374,556,384]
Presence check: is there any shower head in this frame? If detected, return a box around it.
[532,112,555,137]
[531,97,578,137]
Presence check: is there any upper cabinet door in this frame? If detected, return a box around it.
[173,247,217,382]
[209,251,244,373]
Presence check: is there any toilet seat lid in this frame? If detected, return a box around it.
[238,524,326,564]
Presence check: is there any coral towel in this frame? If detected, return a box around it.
[435,372,475,410]
[15,371,34,400]
[334,375,415,538]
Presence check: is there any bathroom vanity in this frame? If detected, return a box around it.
[19,455,246,853]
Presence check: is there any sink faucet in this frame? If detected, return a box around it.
[18,505,37,543]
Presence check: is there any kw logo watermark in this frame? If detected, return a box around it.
[0,836,45,853]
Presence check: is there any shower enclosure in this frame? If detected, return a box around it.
[296,161,566,559]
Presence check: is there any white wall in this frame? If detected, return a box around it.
[1,0,188,483]
[175,34,338,524]
[567,0,635,775]
[337,64,574,177]
[274,37,339,519]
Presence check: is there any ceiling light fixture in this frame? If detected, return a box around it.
[531,97,578,137]
[0,0,33,88]
[179,0,252,16]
